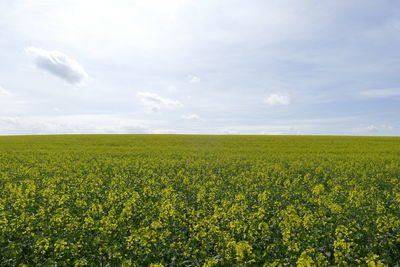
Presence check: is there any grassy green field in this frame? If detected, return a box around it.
[0,135,399,266]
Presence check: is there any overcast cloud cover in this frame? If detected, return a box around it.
[0,0,399,135]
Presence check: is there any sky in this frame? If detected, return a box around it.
[0,0,399,135]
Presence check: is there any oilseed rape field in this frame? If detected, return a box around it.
[0,135,399,266]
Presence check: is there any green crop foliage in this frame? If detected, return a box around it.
[0,135,399,266]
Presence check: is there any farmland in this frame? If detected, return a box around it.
[0,135,399,266]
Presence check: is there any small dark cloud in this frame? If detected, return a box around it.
[27,46,88,85]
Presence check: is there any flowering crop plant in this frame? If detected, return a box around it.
[0,135,399,266]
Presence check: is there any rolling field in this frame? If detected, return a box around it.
[0,135,399,266]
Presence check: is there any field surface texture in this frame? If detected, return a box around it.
[0,135,399,266]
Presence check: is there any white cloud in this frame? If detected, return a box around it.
[26,46,88,85]
[361,89,400,98]
[0,86,28,115]
[182,113,203,121]
[134,0,188,16]
[353,125,378,133]
[137,91,182,111]
[0,85,10,96]
[219,125,304,135]
[150,129,177,134]
[219,129,240,135]
[352,124,394,135]
[264,94,290,106]
[0,115,149,135]
[262,131,284,135]
[187,75,200,84]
